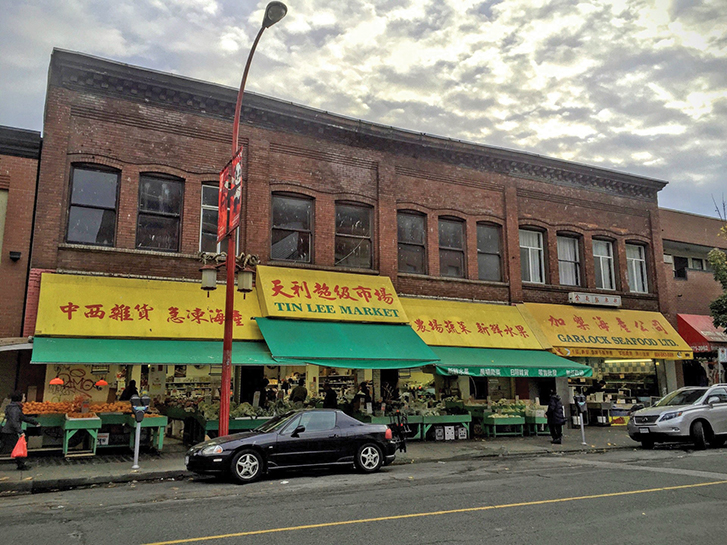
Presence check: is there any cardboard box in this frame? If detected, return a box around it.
[97,432,110,446]
[444,426,455,441]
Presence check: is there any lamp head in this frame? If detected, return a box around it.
[263,1,287,28]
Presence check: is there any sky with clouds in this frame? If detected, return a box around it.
[1,0,725,218]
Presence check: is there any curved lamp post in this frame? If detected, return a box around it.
[218,2,287,436]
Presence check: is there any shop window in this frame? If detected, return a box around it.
[673,256,688,279]
[439,217,465,278]
[626,243,648,293]
[136,173,184,252]
[335,202,372,269]
[593,239,615,290]
[271,193,313,262]
[519,229,544,284]
[66,165,119,246]
[398,211,426,274]
[200,183,220,253]
[477,223,502,282]
[557,235,581,286]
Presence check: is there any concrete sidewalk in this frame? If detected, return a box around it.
[0,425,638,496]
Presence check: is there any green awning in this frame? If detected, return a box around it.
[432,346,592,378]
[255,318,439,369]
[31,337,276,366]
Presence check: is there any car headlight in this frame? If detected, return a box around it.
[660,411,683,422]
[201,445,224,455]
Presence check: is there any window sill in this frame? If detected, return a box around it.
[397,272,509,287]
[59,243,198,259]
[266,260,380,275]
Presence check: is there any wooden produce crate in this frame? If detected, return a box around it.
[482,415,525,438]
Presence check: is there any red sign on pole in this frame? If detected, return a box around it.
[217,146,244,242]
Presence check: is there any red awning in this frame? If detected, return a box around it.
[677,314,727,353]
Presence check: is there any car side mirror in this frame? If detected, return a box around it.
[292,425,306,437]
[707,396,720,406]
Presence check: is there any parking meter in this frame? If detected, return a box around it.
[574,394,587,445]
[130,394,151,422]
[129,394,151,469]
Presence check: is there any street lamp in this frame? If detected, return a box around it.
[205,2,287,437]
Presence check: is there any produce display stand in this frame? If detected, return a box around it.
[463,405,493,436]
[482,415,525,438]
[524,415,549,436]
[62,415,102,457]
[127,415,168,451]
[188,414,272,443]
[367,414,471,441]
[22,414,64,453]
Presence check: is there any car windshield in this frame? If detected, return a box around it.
[254,411,297,433]
[654,388,707,407]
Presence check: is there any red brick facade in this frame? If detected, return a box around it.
[29,50,670,321]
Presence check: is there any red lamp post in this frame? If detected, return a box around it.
[214,2,287,436]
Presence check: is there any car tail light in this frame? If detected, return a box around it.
[385,428,393,440]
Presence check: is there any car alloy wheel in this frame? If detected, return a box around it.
[355,443,383,473]
[231,449,263,483]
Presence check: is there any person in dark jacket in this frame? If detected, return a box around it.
[119,380,138,401]
[289,379,307,403]
[1,392,39,470]
[322,382,338,409]
[545,390,566,444]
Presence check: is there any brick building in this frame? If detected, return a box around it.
[0,125,41,399]
[659,208,727,385]
[22,49,694,413]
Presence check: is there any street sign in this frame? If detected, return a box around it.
[217,146,244,242]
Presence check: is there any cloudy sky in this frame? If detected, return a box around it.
[1,0,725,218]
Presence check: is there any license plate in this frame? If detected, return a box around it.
[184,456,189,466]
[639,427,650,434]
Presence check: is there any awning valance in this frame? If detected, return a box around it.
[523,303,693,360]
[255,318,439,369]
[677,314,727,353]
[31,337,276,365]
[431,347,592,378]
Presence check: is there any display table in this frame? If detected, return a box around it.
[62,416,102,457]
[482,415,525,437]
[367,414,471,441]
[524,415,548,436]
[128,415,168,451]
[587,402,612,426]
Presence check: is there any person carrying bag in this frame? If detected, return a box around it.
[1,392,39,470]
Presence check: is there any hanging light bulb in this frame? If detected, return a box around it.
[94,378,109,387]
[49,376,64,385]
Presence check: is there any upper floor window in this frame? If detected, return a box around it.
[136,174,184,252]
[557,235,581,286]
[477,223,502,282]
[593,239,616,290]
[439,217,465,278]
[691,258,704,271]
[398,211,426,274]
[626,243,648,293]
[271,193,312,262]
[519,229,544,284]
[335,202,372,269]
[673,256,688,279]
[66,165,119,246]
[200,183,220,253]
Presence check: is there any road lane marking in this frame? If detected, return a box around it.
[142,480,727,545]
[564,458,727,480]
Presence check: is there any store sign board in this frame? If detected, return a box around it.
[400,298,547,350]
[255,266,407,323]
[217,146,244,242]
[719,347,727,363]
[436,365,590,378]
[35,273,263,340]
[525,303,693,360]
[568,292,621,307]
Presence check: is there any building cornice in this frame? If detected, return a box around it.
[0,125,41,159]
[49,49,667,201]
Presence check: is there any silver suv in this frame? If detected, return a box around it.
[627,384,727,449]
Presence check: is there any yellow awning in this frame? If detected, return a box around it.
[401,298,551,350]
[523,303,692,360]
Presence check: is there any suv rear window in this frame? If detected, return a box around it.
[655,389,707,407]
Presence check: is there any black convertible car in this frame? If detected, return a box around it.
[185,409,398,483]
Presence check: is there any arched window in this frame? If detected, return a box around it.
[397,210,426,274]
[136,173,184,252]
[335,202,373,269]
[66,164,120,247]
[271,193,313,262]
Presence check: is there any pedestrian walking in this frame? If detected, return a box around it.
[546,390,566,444]
[322,382,338,409]
[1,391,39,470]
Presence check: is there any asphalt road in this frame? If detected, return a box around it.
[2,448,726,545]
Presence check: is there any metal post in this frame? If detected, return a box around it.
[132,423,142,469]
[579,414,587,445]
[219,235,236,437]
